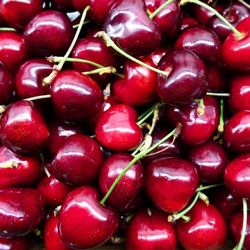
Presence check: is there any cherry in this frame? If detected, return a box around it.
[145,156,199,213]
[95,104,143,151]
[72,0,89,12]
[147,47,168,66]
[157,49,208,105]
[58,186,119,249]
[51,70,103,123]
[23,10,74,56]
[126,209,177,250]
[15,59,53,99]
[206,64,225,92]
[50,0,74,11]
[0,188,45,237]
[98,153,144,211]
[0,235,29,250]
[177,201,227,250]
[0,0,44,31]
[49,134,103,186]
[180,16,198,31]
[103,0,161,56]
[224,111,250,153]
[0,100,49,155]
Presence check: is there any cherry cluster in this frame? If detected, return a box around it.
[0,0,250,249]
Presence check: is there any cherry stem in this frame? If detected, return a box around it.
[196,183,224,192]
[0,27,16,32]
[100,125,181,205]
[73,20,91,29]
[98,31,169,76]
[0,105,6,114]
[234,198,248,250]
[149,0,175,19]
[0,161,18,169]
[43,5,90,85]
[206,92,230,97]
[180,0,244,39]
[24,94,51,102]
[82,66,116,76]
[196,98,205,115]
[218,98,224,134]
[238,0,250,9]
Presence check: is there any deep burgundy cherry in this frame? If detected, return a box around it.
[0,188,45,237]
[98,153,144,211]
[15,59,53,99]
[188,141,228,184]
[72,0,89,12]
[0,100,49,155]
[0,146,41,188]
[103,0,161,56]
[23,10,73,56]
[49,134,103,186]
[0,236,29,250]
[148,47,168,66]
[157,49,208,105]
[51,70,103,123]
[229,75,250,112]
[126,209,177,250]
[180,16,198,31]
[37,175,72,207]
[58,186,119,249]
[206,64,225,92]
[177,201,227,250]
[113,57,157,106]
[95,104,143,151]
[165,96,219,146]
[50,0,74,11]
[0,63,13,105]
[224,153,250,199]
[0,0,44,31]
[0,31,28,73]
[230,211,250,250]
[145,157,199,213]
[224,111,250,153]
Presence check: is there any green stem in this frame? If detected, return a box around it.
[0,27,16,32]
[149,0,175,19]
[98,31,169,76]
[206,92,230,97]
[24,94,51,102]
[196,183,224,192]
[73,20,91,29]
[218,98,224,133]
[82,66,116,76]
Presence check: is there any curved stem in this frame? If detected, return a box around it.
[196,183,224,192]
[238,0,250,9]
[73,20,91,29]
[82,66,116,76]
[24,94,51,102]
[218,98,224,134]
[206,92,230,97]
[0,27,16,32]
[149,0,175,19]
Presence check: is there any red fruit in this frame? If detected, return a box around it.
[50,0,74,11]
[72,0,89,12]
[0,63,14,104]
[180,16,198,31]
[206,64,225,92]
[0,236,29,250]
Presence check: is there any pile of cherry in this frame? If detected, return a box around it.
[1,0,250,249]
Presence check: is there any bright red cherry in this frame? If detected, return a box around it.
[0,236,29,250]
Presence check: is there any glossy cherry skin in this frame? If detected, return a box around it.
[158,49,208,105]
[165,96,219,146]
[113,57,157,106]
[58,186,119,249]
[148,47,168,66]
[51,70,103,123]
[0,100,49,155]
[207,64,225,92]
[188,141,228,184]
[0,63,13,105]
[224,153,250,199]
[0,236,29,250]
[0,188,45,237]
[230,211,250,250]
[15,59,52,99]
[222,16,250,72]
[0,0,44,31]
[224,111,250,153]
[126,209,177,250]
[104,0,161,56]
[229,75,250,112]
[180,16,197,31]
[145,157,199,213]
[95,104,143,151]
[177,201,227,250]
[24,10,73,56]
[98,153,144,211]
[0,32,28,73]
[49,134,103,186]
[72,0,89,12]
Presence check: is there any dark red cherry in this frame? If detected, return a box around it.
[37,175,71,207]
[180,16,198,31]
[0,32,28,73]
[0,100,49,155]
[50,0,74,11]
[0,0,44,31]
[224,153,250,199]
[0,236,29,250]
[188,141,228,184]
[24,10,73,56]
[51,70,103,123]
[165,96,219,146]
[72,0,89,12]
[103,0,161,56]
[98,153,144,211]
[0,146,41,188]
[15,59,53,99]
[0,188,45,237]
[206,64,225,92]
[177,201,227,250]
[44,214,72,250]
[145,157,199,213]
[126,209,177,250]
[49,134,103,186]
[147,47,168,66]
[224,111,250,153]
[158,49,208,105]
[58,186,119,249]
[0,63,14,105]
[95,104,143,151]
